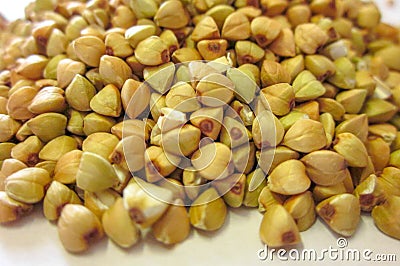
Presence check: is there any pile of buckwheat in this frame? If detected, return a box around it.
[0,0,399,253]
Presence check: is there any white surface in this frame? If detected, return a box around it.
[1,206,399,266]
[1,1,400,266]
[376,0,400,26]
[1,0,30,21]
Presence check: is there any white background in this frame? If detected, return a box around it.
[1,1,400,266]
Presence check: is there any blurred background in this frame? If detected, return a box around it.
[1,0,400,25]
